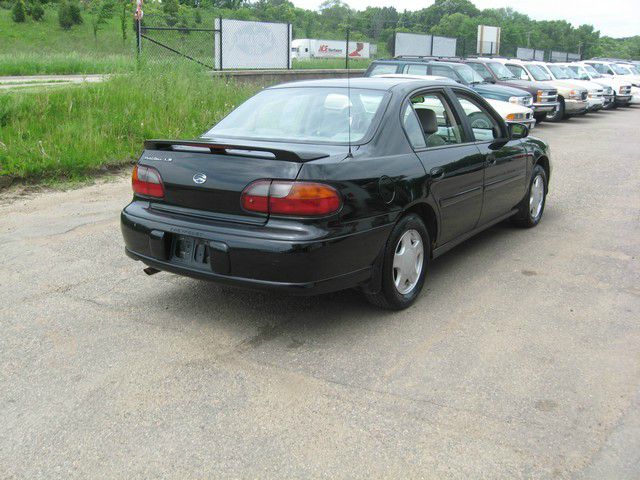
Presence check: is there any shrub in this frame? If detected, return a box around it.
[194,8,201,24]
[30,1,44,20]
[58,2,73,29]
[68,1,82,24]
[11,0,27,22]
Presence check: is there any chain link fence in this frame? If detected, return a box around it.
[138,15,291,71]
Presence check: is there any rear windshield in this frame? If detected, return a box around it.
[205,87,387,144]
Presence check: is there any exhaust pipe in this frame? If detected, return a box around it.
[143,267,160,276]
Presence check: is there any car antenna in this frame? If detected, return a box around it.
[346,17,353,158]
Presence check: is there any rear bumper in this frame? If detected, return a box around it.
[121,202,391,295]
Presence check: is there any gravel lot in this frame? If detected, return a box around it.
[1,107,639,479]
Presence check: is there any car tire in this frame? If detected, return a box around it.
[533,113,546,123]
[512,164,548,228]
[364,213,430,310]
[546,98,565,122]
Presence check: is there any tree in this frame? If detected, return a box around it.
[86,0,114,41]
[117,0,128,42]
[11,0,27,22]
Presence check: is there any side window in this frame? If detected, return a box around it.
[368,64,398,76]
[402,103,426,149]
[430,65,457,81]
[405,64,428,75]
[468,63,493,81]
[455,95,502,142]
[409,93,464,147]
[507,64,529,80]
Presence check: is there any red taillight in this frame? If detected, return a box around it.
[132,164,165,199]
[241,180,341,217]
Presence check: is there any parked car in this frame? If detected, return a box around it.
[564,62,630,109]
[495,59,588,122]
[121,77,551,310]
[537,62,605,112]
[364,58,534,106]
[462,57,558,122]
[379,73,536,129]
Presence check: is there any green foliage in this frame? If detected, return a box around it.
[58,0,82,29]
[68,1,81,24]
[162,0,179,26]
[29,1,45,21]
[86,0,115,40]
[11,0,26,22]
[0,69,257,181]
[57,1,73,29]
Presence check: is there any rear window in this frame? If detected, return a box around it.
[205,87,387,144]
[368,63,399,76]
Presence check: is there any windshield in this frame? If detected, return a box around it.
[205,87,386,144]
[527,64,552,81]
[583,65,602,78]
[569,66,590,80]
[488,62,516,80]
[612,64,630,75]
[547,64,572,79]
[629,66,640,75]
[454,64,485,84]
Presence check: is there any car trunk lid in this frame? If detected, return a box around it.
[137,139,332,223]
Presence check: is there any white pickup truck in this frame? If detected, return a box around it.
[583,61,637,105]
[564,62,631,109]
[537,62,605,112]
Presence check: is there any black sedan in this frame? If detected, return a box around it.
[121,77,551,309]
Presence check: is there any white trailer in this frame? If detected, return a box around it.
[291,39,371,60]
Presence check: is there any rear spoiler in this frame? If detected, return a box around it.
[144,139,330,162]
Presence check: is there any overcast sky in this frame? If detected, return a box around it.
[290,0,640,38]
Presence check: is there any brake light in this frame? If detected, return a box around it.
[132,164,165,198]
[241,180,341,216]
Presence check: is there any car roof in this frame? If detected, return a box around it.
[268,77,466,93]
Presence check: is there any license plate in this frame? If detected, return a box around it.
[170,235,210,269]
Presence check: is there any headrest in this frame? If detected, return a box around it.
[415,108,438,135]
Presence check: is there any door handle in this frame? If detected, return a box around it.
[487,154,497,165]
[430,167,445,180]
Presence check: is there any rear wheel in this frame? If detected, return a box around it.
[546,98,565,122]
[512,164,548,228]
[364,214,430,310]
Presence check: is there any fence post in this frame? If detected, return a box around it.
[345,26,349,69]
[219,16,223,70]
[287,23,291,69]
[430,35,434,56]
[136,19,142,57]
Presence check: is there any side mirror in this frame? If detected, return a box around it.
[509,122,529,139]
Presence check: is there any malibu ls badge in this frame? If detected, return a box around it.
[192,173,207,185]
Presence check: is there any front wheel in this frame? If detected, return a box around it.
[546,99,565,122]
[512,164,548,228]
[364,214,430,310]
[533,112,547,124]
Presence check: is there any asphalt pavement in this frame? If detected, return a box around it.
[1,107,639,479]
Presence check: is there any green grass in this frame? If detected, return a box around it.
[0,68,257,181]
[0,52,136,76]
